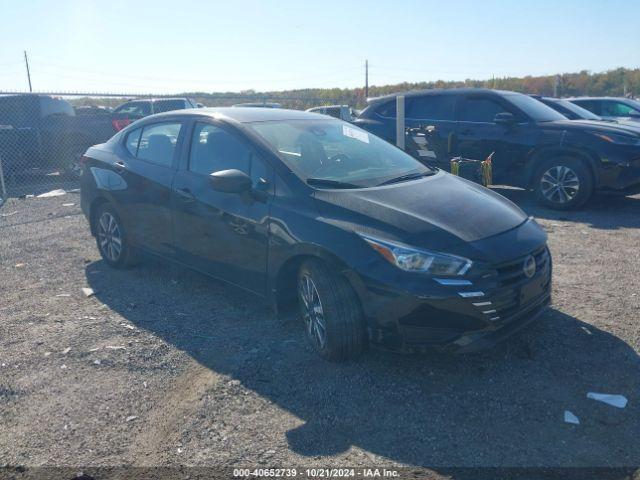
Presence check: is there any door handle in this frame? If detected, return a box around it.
[175,187,195,202]
[114,161,126,172]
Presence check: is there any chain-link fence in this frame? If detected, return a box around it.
[0,91,344,203]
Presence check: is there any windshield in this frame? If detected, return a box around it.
[507,94,567,122]
[248,119,432,188]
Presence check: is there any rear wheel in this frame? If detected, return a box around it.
[297,259,366,361]
[534,157,593,210]
[94,203,138,268]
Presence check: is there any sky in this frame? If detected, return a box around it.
[0,0,639,94]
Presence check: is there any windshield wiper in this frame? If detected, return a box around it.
[377,171,433,186]
[306,178,361,189]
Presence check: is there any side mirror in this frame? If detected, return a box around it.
[494,112,516,125]
[209,169,252,193]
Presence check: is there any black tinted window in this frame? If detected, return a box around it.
[154,100,186,113]
[407,95,456,120]
[137,122,182,167]
[376,100,396,118]
[572,100,600,115]
[189,123,252,176]
[460,97,508,122]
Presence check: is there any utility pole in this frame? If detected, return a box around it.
[24,50,32,92]
[554,74,560,97]
[365,59,369,99]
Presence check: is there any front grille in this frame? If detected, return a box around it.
[468,247,552,323]
[492,246,550,288]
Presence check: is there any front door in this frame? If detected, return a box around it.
[455,95,531,186]
[171,121,273,295]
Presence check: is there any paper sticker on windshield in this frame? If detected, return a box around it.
[342,125,369,143]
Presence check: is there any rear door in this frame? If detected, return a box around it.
[111,120,184,256]
[171,120,274,295]
[404,94,458,170]
[455,94,531,185]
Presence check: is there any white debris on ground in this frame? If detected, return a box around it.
[81,287,95,297]
[564,411,580,425]
[587,392,628,408]
[36,189,67,198]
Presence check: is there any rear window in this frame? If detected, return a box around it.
[134,122,182,167]
[406,95,456,120]
[39,96,74,118]
[153,99,187,113]
[115,101,152,117]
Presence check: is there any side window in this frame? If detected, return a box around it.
[376,100,396,118]
[115,102,152,117]
[602,101,639,117]
[459,97,508,122]
[406,95,456,120]
[189,123,252,176]
[574,100,600,115]
[137,122,182,167]
[125,128,142,156]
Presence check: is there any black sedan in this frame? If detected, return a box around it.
[80,108,551,361]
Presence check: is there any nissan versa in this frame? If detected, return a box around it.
[80,108,552,361]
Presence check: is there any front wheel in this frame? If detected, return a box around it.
[533,157,593,210]
[298,259,366,361]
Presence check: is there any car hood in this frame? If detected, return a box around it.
[313,171,528,251]
[542,119,640,137]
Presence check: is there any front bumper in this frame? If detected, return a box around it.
[596,157,640,195]
[355,246,552,353]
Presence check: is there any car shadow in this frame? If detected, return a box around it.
[491,187,640,231]
[85,258,640,472]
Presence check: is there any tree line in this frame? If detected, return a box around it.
[70,67,639,111]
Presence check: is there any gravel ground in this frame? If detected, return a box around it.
[0,188,639,478]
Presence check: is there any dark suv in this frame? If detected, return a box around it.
[355,88,640,209]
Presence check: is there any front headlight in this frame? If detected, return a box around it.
[360,234,472,276]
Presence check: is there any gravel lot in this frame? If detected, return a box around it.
[1,188,639,478]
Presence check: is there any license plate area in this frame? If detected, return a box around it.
[520,278,545,305]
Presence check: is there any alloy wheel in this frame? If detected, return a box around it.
[540,165,580,204]
[299,274,327,350]
[97,212,122,262]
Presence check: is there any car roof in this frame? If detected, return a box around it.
[366,88,517,104]
[566,96,635,101]
[143,107,328,123]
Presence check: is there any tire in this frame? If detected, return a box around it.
[94,203,138,268]
[533,156,593,210]
[297,259,366,361]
